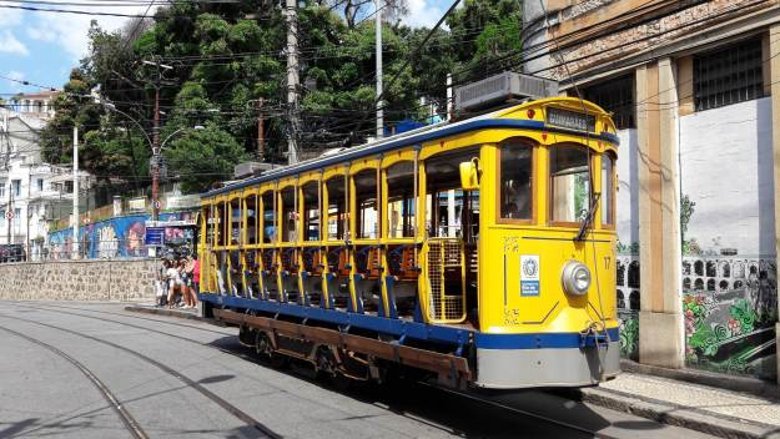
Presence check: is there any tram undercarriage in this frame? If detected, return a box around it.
[218,308,472,389]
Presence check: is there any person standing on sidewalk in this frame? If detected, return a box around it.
[189,254,200,307]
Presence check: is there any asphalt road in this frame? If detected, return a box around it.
[0,301,714,438]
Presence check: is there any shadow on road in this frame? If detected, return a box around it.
[203,334,666,438]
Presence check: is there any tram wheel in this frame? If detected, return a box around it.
[314,345,337,381]
[254,331,289,369]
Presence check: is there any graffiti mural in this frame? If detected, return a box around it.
[615,253,778,380]
[47,211,196,259]
[616,254,640,361]
[682,256,777,379]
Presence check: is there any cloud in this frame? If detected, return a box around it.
[0,7,23,27]
[5,70,25,90]
[27,27,57,43]
[0,31,29,56]
[402,0,445,28]
[24,1,161,60]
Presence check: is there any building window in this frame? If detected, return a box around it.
[65,181,73,194]
[583,73,635,129]
[11,179,21,197]
[0,181,5,198]
[37,178,44,192]
[694,38,763,111]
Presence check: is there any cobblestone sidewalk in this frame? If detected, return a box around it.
[583,372,780,438]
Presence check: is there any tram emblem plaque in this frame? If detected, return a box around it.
[520,255,540,297]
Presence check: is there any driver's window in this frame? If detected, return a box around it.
[550,145,591,224]
[499,140,533,221]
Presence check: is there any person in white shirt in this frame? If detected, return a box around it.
[166,261,183,308]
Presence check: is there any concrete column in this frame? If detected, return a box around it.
[636,58,685,369]
[769,25,780,384]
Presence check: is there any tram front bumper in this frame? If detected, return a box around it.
[474,341,620,389]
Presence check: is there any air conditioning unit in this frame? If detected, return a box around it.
[455,72,559,112]
[233,161,275,179]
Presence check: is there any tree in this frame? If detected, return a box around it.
[164,122,248,193]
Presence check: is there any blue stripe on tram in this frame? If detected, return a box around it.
[200,294,619,351]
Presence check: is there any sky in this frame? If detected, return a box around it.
[0,0,449,98]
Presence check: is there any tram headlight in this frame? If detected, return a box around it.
[562,261,591,296]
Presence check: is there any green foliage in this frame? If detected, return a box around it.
[619,316,639,359]
[164,123,248,193]
[729,299,758,333]
[680,194,695,235]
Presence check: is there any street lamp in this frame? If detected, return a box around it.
[96,98,205,220]
[150,125,205,220]
[157,125,205,153]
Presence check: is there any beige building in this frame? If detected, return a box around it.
[524,0,780,381]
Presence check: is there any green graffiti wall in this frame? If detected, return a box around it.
[616,254,777,380]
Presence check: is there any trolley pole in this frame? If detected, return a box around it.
[286,0,299,164]
[375,0,383,139]
[72,125,79,259]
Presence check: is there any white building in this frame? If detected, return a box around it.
[0,93,91,258]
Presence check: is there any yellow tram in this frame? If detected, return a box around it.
[198,96,620,389]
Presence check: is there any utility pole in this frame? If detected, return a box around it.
[446,73,453,121]
[152,84,160,221]
[375,0,383,139]
[142,59,173,220]
[72,125,79,259]
[6,182,11,246]
[3,111,9,245]
[286,0,299,164]
[257,98,265,161]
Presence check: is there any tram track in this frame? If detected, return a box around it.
[0,324,149,439]
[6,302,603,438]
[0,310,283,439]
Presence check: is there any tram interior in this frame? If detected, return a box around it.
[206,146,484,327]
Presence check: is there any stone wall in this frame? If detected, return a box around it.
[0,259,159,302]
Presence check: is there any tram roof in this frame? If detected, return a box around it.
[203,98,619,198]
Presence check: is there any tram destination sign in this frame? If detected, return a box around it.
[546,107,596,132]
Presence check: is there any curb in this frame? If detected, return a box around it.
[124,305,207,322]
[579,386,777,439]
[619,360,780,400]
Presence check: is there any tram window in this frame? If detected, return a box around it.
[386,162,415,238]
[326,177,347,241]
[499,141,533,220]
[245,194,257,245]
[426,147,481,238]
[354,169,378,239]
[203,205,214,246]
[261,191,275,243]
[280,187,297,242]
[550,145,591,224]
[230,198,241,246]
[601,153,615,226]
[302,182,320,241]
[216,202,226,247]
